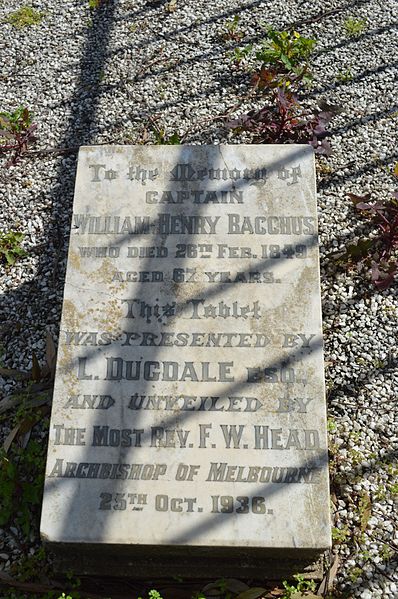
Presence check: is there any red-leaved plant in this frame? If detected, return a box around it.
[228,89,335,155]
[342,191,398,289]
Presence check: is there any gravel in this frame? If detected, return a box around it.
[0,0,397,596]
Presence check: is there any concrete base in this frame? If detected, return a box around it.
[48,542,325,579]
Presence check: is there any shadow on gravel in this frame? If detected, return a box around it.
[318,150,398,190]
[1,4,117,328]
[313,21,398,57]
[302,62,398,101]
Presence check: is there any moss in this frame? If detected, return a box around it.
[5,6,44,28]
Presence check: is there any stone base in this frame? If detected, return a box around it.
[48,542,325,579]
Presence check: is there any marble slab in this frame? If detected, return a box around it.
[40,145,331,575]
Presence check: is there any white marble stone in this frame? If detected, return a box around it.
[40,145,330,570]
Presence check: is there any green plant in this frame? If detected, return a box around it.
[221,15,243,42]
[253,27,316,89]
[0,435,47,536]
[10,547,49,582]
[228,44,253,65]
[145,117,181,145]
[389,482,398,495]
[282,573,316,598]
[138,591,164,599]
[336,68,353,83]
[327,417,337,433]
[0,231,26,265]
[0,106,37,165]
[358,492,371,532]
[332,525,350,544]
[348,566,363,583]
[380,543,394,561]
[343,17,367,38]
[0,344,54,538]
[154,129,180,145]
[89,0,102,8]
[5,6,44,28]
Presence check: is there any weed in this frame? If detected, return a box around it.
[339,191,398,289]
[372,357,385,368]
[221,15,243,42]
[253,27,316,89]
[143,116,181,144]
[374,485,386,501]
[10,547,49,582]
[5,6,44,28]
[0,106,37,165]
[358,492,372,532]
[282,573,316,598]
[327,417,337,433]
[0,231,26,265]
[336,68,353,83]
[316,160,333,177]
[389,482,398,495]
[89,0,111,9]
[0,434,47,536]
[0,340,54,538]
[380,543,394,560]
[138,591,164,599]
[344,17,367,38]
[229,89,335,155]
[228,44,253,65]
[332,525,350,544]
[154,129,180,144]
[348,566,363,583]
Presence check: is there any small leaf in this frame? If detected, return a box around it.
[318,553,340,594]
[45,331,57,379]
[280,53,293,69]
[359,491,372,531]
[347,192,371,205]
[0,367,30,381]
[4,251,16,265]
[315,140,332,156]
[393,163,398,177]
[3,423,21,453]
[374,270,396,290]
[349,238,374,258]
[31,351,41,381]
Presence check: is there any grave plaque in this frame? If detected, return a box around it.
[41,145,331,577]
